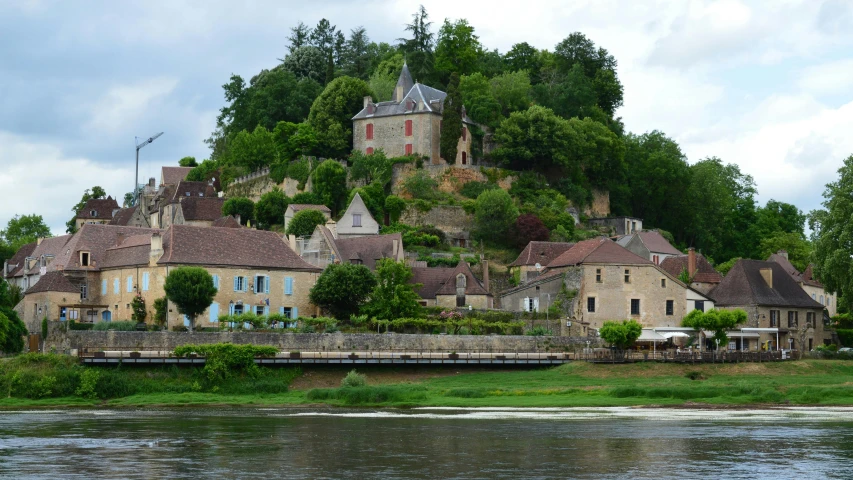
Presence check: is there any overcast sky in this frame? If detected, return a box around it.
[1,0,852,235]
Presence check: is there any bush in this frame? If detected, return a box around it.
[474,189,518,245]
[403,170,438,200]
[384,195,407,223]
[68,320,94,331]
[291,191,321,205]
[173,343,278,383]
[341,369,367,388]
[460,181,498,199]
[526,326,553,336]
[92,321,137,331]
[286,209,328,236]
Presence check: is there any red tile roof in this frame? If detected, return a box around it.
[161,166,193,186]
[179,197,225,221]
[634,231,682,255]
[660,253,722,284]
[27,271,79,294]
[548,237,652,268]
[434,261,491,296]
[4,241,36,278]
[170,180,216,202]
[509,241,575,267]
[108,206,139,226]
[52,225,159,272]
[334,233,402,271]
[411,267,454,299]
[76,197,120,220]
[21,235,73,276]
[211,215,241,228]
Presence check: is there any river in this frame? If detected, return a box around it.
[2,406,853,479]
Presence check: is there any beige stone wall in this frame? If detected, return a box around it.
[586,189,611,217]
[435,294,492,310]
[353,113,472,165]
[19,291,75,332]
[803,284,836,317]
[75,218,111,230]
[717,304,825,350]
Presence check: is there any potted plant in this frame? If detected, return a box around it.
[348,352,359,360]
[448,351,459,360]
[290,351,301,359]
[129,351,141,359]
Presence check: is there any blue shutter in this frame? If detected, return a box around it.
[142,272,149,291]
[279,307,284,314]
[209,302,219,323]
[264,277,270,294]
[183,315,190,327]
[264,305,269,316]
[127,276,132,293]
[229,302,235,315]
[284,277,293,295]
[233,276,239,291]
[212,275,219,290]
[292,306,298,319]
[114,278,119,294]
[101,280,107,295]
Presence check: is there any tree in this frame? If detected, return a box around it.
[440,73,463,162]
[308,76,373,157]
[309,18,338,60]
[490,70,532,118]
[459,73,502,129]
[599,319,642,351]
[491,106,579,179]
[362,259,422,320]
[254,188,289,230]
[281,46,327,84]
[811,155,853,312]
[273,121,318,161]
[349,149,393,187]
[682,308,747,351]
[398,5,435,84]
[286,209,328,237]
[179,156,198,167]
[755,199,806,239]
[0,307,27,354]
[286,21,312,53]
[550,32,623,117]
[504,42,540,78]
[0,278,23,309]
[226,125,278,172]
[311,160,348,215]
[342,26,371,79]
[222,197,255,225]
[758,232,812,272]
[163,267,217,333]
[131,294,147,324]
[384,195,406,223]
[2,214,51,248]
[513,213,550,248]
[66,186,106,233]
[309,263,376,319]
[434,19,481,81]
[474,188,519,244]
[187,159,219,183]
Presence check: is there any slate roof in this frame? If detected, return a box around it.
[434,261,491,296]
[709,259,824,309]
[617,231,681,255]
[161,166,193,186]
[179,197,225,222]
[170,180,216,202]
[548,237,652,268]
[158,225,320,271]
[26,271,79,294]
[288,204,331,214]
[4,241,36,278]
[395,62,414,98]
[211,215,241,228]
[510,241,575,267]
[76,197,120,220]
[660,253,723,284]
[334,233,402,271]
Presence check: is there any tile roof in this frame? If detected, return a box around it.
[288,204,331,214]
[634,231,682,255]
[27,271,79,294]
[4,241,36,278]
[211,215,241,228]
[21,235,73,276]
[158,225,320,271]
[178,197,225,221]
[52,225,159,272]
[766,252,824,288]
[499,267,569,297]
[709,259,824,309]
[509,241,575,267]
[161,166,193,186]
[108,205,144,226]
[548,237,652,268]
[170,180,216,202]
[660,253,722,284]
[411,267,454,299]
[334,233,402,271]
[434,261,491,297]
[801,264,823,288]
[76,197,120,220]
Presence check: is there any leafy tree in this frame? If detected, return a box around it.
[434,19,482,81]
[384,195,407,223]
[311,160,348,214]
[123,192,134,207]
[308,76,373,157]
[153,297,168,326]
[179,156,198,167]
[599,319,642,350]
[0,278,22,309]
[342,26,371,79]
[811,155,853,311]
[477,48,505,78]
[348,182,386,219]
[504,42,540,78]
[2,214,51,249]
[309,18,339,61]
[309,263,376,319]
[186,159,219,183]
[474,188,519,244]
[459,73,502,129]
[66,186,106,233]
[403,170,439,200]
[227,125,278,172]
[254,188,289,230]
[272,121,318,161]
[131,294,147,323]
[758,232,812,272]
[368,70,397,102]
[163,267,217,333]
[398,5,435,84]
[222,197,255,225]
[513,213,550,248]
[291,191,322,205]
[0,307,27,354]
[362,259,422,320]
[714,257,740,276]
[440,73,463,162]
[286,209,328,237]
[349,149,394,187]
[755,199,806,239]
[491,105,579,179]
[281,45,327,84]
[682,308,747,350]
[547,32,623,117]
[286,21,312,53]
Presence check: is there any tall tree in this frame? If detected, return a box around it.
[311,160,348,215]
[489,70,532,118]
[362,259,422,320]
[287,21,312,53]
[811,155,853,311]
[281,46,327,84]
[163,267,217,333]
[310,18,338,60]
[473,188,519,245]
[491,105,580,179]
[439,73,463,162]
[309,263,376,319]
[434,19,481,82]
[254,187,289,230]
[66,186,106,233]
[398,5,435,83]
[459,73,502,129]
[504,42,540,78]
[178,156,197,167]
[226,125,278,172]
[342,27,371,79]
[2,214,51,248]
[307,76,373,157]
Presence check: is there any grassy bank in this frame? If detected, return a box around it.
[4,355,853,408]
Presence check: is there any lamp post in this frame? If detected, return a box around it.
[134,132,164,205]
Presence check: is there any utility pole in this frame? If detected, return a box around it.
[134,132,164,205]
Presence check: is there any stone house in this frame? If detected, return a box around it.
[297,223,404,270]
[108,205,150,228]
[283,204,331,233]
[161,197,226,229]
[17,224,322,331]
[500,237,714,335]
[4,235,72,294]
[411,260,493,309]
[768,250,836,317]
[336,192,380,239]
[509,241,575,285]
[352,63,476,165]
[160,166,194,187]
[709,259,826,351]
[74,196,121,230]
[659,248,722,295]
[588,216,643,236]
[616,230,681,265]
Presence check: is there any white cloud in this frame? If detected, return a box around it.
[797,58,853,95]
[86,77,178,134]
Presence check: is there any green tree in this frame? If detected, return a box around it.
[309,263,376,319]
[0,307,27,354]
[163,267,217,333]
[179,156,198,167]
[547,32,623,117]
[66,186,106,233]
[254,188,289,230]
[272,121,319,161]
[758,232,812,272]
[286,209,328,237]
[311,160,348,215]
[491,105,579,179]
[281,45,327,84]
[682,308,747,350]
[186,159,219,183]
[459,73,502,129]
[434,19,482,81]
[714,257,741,276]
[398,5,435,84]
[440,73,463,162]
[2,214,51,249]
[286,21,312,53]
[599,319,642,351]
[755,199,806,239]
[384,195,407,223]
[362,259,422,320]
[490,70,532,117]
[349,149,393,187]
[226,125,278,172]
[504,42,540,78]
[342,27,372,79]
[474,188,519,244]
[309,18,339,61]
[308,76,373,157]
[222,197,255,225]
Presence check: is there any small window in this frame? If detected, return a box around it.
[820,295,824,305]
[405,143,413,155]
[770,310,780,327]
[80,284,88,300]
[254,275,269,294]
[353,213,362,227]
[666,300,674,316]
[788,311,798,328]
[199,193,204,197]
[587,297,595,313]
[405,120,413,136]
[255,306,265,316]
[807,312,815,327]
[90,210,97,217]
[624,269,630,283]
[462,127,467,141]
[630,299,640,316]
[660,278,666,288]
[350,259,363,265]
[461,151,467,165]
[595,269,602,283]
[695,300,705,312]
[366,147,374,155]
[366,123,374,140]
[80,251,90,267]
[653,254,660,265]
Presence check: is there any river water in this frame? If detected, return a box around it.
[2,406,853,479]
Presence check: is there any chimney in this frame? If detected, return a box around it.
[149,177,156,188]
[151,213,161,229]
[149,232,163,264]
[392,239,399,258]
[482,259,490,292]
[760,267,773,289]
[395,85,404,103]
[287,234,298,253]
[326,218,337,239]
[688,248,697,278]
[37,237,44,246]
[417,99,424,111]
[778,249,788,260]
[363,95,372,108]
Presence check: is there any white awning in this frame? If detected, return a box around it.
[661,332,690,339]
[638,329,666,341]
[652,327,697,333]
[701,330,760,339]
[741,328,780,333]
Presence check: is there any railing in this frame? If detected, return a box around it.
[576,349,788,363]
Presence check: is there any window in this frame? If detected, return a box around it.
[101,279,107,296]
[351,259,363,265]
[812,293,816,300]
[255,305,265,316]
[587,297,595,313]
[461,151,467,164]
[284,277,294,295]
[405,120,413,136]
[807,312,815,327]
[820,295,824,305]
[788,311,798,328]
[666,300,674,316]
[660,278,666,288]
[80,284,88,300]
[353,213,362,227]
[254,275,270,294]
[624,269,630,283]
[209,302,219,323]
[596,269,602,283]
[113,278,119,294]
[185,192,190,196]
[232,304,244,315]
[770,310,780,327]
[234,276,247,292]
[80,251,90,267]
[366,147,374,155]
[694,300,705,312]
[653,254,660,265]
[462,127,467,141]
[405,143,413,155]
[90,210,97,217]
[142,272,150,291]
[126,275,133,293]
[630,299,640,316]
[366,123,374,140]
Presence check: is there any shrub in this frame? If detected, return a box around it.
[291,191,321,205]
[286,209,328,237]
[92,321,137,331]
[403,170,438,200]
[460,181,498,199]
[173,343,278,383]
[513,213,550,248]
[474,189,518,245]
[526,326,553,336]
[384,195,407,223]
[222,197,255,225]
[341,369,367,388]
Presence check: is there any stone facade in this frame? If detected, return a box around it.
[587,217,643,236]
[717,305,826,351]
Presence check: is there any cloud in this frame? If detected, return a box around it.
[86,77,179,134]
[797,58,853,96]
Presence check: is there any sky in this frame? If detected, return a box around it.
[1,0,852,235]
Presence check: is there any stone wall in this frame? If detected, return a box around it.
[398,204,473,239]
[46,330,600,353]
[227,176,308,202]
[391,163,515,197]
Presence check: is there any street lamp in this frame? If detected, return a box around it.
[134,132,164,205]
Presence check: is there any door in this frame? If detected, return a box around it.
[101,310,112,322]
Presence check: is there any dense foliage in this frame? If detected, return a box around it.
[681,309,748,348]
[599,320,642,350]
[309,263,377,319]
[286,209,328,237]
[163,267,217,332]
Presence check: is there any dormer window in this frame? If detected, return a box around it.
[199,193,204,197]
[80,251,90,267]
[90,210,97,217]
[185,192,190,196]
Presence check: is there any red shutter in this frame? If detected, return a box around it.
[405,120,413,137]
[461,152,467,165]
[366,123,373,140]
[405,144,413,155]
[462,127,467,141]
[366,147,374,155]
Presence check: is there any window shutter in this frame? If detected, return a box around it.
[264,305,269,316]
[212,275,219,290]
[284,277,293,295]
[183,315,190,327]
[127,276,133,293]
[114,279,119,294]
[243,277,248,292]
[264,277,270,294]
[229,302,235,315]
[101,280,107,295]
[210,302,219,323]
[533,297,539,312]
[143,272,149,291]
[279,307,284,315]
[292,307,298,319]
[405,120,413,136]
[405,143,413,155]
[233,276,238,291]
[522,298,528,312]
[366,147,374,155]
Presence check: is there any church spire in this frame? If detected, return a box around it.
[394,62,414,103]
